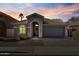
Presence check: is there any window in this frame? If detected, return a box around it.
[19,25,26,34]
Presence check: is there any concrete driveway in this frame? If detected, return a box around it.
[0,38,79,55]
[33,38,79,55]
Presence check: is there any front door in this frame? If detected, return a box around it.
[32,22,39,37]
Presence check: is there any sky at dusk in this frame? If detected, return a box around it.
[0,3,79,21]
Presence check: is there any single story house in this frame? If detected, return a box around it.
[14,13,67,38]
[0,12,70,40]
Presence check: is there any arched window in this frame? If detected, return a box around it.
[19,25,26,34]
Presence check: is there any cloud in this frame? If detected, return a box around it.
[36,4,79,16]
[0,3,79,21]
[0,8,19,19]
[20,4,79,19]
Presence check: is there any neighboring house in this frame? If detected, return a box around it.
[15,13,66,38]
[66,17,79,37]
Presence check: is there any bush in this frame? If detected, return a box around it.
[72,30,79,40]
[20,34,29,40]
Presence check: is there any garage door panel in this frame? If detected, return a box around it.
[43,26,65,37]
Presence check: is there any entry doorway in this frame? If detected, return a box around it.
[32,22,39,37]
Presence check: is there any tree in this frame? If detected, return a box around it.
[19,13,24,21]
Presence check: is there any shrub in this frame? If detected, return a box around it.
[20,34,29,40]
[72,30,79,40]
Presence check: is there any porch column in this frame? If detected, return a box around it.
[65,26,69,38]
[39,23,43,38]
[27,22,32,38]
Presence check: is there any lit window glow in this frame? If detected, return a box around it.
[19,25,26,34]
